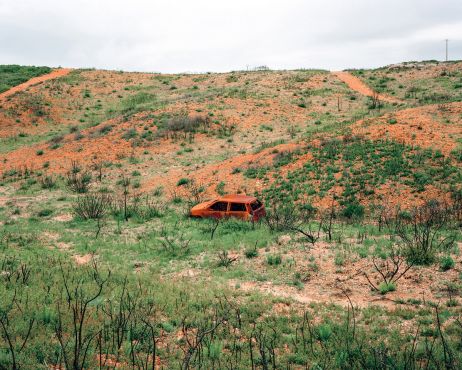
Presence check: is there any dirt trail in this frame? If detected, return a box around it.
[333,71,401,103]
[0,68,72,100]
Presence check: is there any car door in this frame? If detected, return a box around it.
[250,199,265,221]
[228,202,249,220]
[207,201,229,219]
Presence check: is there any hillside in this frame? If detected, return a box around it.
[0,62,462,368]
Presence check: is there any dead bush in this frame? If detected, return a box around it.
[216,250,237,267]
[364,246,413,295]
[386,200,457,265]
[73,192,111,220]
[165,115,209,141]
[66,161,92,193]
[264,199,321,245]
[158,222,191,255]
[39,174,57,189]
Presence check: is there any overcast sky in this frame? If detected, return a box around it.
[0,0,461,72]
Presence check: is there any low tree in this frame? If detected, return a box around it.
[264,198,321,245]
[54,261,110,370]
[0,261,36,370]
[363,245,413,295]
[386,200,457,265]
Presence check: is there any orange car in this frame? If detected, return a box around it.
[190,194,266,221]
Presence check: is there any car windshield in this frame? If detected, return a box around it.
[250,200,262,212]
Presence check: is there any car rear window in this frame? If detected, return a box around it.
[210,201,228,211]
[230,202,247,212]
[250,200,262,211]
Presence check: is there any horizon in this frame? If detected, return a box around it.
[2,58,461,75]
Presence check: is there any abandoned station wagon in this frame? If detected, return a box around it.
[190,194,266,221]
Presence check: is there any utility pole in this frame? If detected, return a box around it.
[445,39,449,62]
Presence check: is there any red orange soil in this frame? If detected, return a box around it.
[352,101,462,155]
[333,71,401,103]
[143,142,301,196]
[0,68,72,100]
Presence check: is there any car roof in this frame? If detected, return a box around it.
[217,194,258,203]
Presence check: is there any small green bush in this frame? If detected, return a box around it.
[267,254,282,266]
[98,125,113,136]
[122,128,138,140]
[316,324,332,342]
[215,181,226,196]
[38,209,53,217]
[244,245,258,259]
[177,178,189,186]
[440,256,455,271]
[334,253,345,266]
[341,202,364,219]
[379,282,396,295]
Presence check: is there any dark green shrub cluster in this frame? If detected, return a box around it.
[440,255,455,271]
[244,166,269,179]
[177,178,189,186]
[266,254,282,265]
[0,65,51,93]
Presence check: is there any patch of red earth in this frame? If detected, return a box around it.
[163,96,312,131]
[230,241,462,309]
[333,71,401,104]
[0,108,183,174]
[0,117,135,173]
[0,68,72,100]
[0,93,68,139]
[0,82,308,173]
[353,102,462,156]
[373,183,451,210]
[143,142,301,196]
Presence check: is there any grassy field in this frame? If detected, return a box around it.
[0,65,52,94]
[0,62,462,369]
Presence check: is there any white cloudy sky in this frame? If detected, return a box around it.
[0,0,461,72]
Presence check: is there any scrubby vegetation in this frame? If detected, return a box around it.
[0,62,462,368]
[0,65,51,93]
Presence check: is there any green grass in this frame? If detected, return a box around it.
[0,173,462,368]
[260,136,461,208]
[0,65,52,93]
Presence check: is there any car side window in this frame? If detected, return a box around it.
[209,201,228,211]
[230,202,247,212]
[251,200,262,211]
